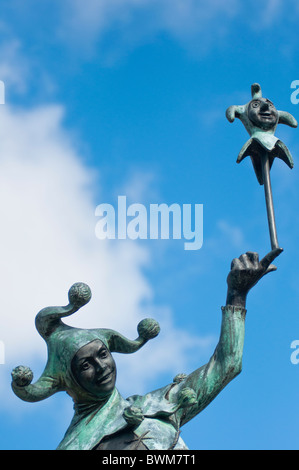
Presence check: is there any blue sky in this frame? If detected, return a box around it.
[0,0,298,450]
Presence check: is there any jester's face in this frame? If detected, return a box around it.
[248,97,278,131]
[71,339,117,399]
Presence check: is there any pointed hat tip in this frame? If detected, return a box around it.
[251,83,262,99]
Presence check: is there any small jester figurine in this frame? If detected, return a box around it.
[226,83,297,250]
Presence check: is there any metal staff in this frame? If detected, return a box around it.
[260,149,278,249]
[226,83,297,250]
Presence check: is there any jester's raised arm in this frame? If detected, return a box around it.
[170,248,283,428]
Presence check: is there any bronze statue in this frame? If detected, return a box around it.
[10,83,295,450]
[11,249,282,450]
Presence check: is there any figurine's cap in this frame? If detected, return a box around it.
[251,83,263,99]
[11,283,160,403]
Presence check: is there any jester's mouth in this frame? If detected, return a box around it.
[259,112,273,118]
[95,370,114,385]
[257,112,277,125]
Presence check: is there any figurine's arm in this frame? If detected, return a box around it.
[170,248,282,426]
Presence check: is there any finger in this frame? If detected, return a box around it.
[260,247,283,270]
[238,254,251,268]
[231,257,243,270]
[245,251,259,268]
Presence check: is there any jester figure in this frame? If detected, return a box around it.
[11,248,282,450]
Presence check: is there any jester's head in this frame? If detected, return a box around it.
[226,83,297,136]
[247,96,278,131]
[11,283,160,405]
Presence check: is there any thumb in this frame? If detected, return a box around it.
[264,263,277,274]
[260,247,283,270]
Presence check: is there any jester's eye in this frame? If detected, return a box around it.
[80,361,90,371]
[99,350,108,359]
[251,101,260,108]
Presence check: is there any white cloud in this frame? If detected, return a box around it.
[0,102,213,410]
[0,103,151,354]
[57,0,240,58]
[0,0,296,73]
[0,40,31,94]
[54,0,299,65]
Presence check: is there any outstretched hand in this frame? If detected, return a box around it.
[226,248,283,308]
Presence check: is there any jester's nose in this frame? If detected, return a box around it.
[260,101,270,112]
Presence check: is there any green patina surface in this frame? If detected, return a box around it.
[11,282,246,450]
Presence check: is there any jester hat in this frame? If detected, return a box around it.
[11,282,160,403]
[226,83,297,184]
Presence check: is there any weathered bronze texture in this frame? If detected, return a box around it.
[11,248,282,450]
